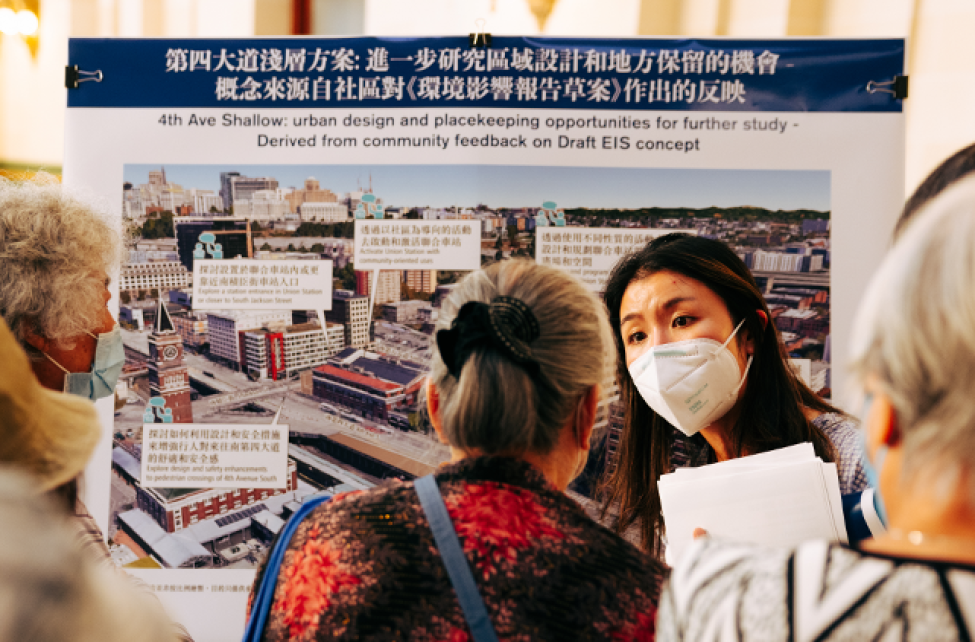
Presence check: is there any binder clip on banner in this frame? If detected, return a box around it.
[469,18,492,49]
[866,76,908,100]
[65,66,103,89]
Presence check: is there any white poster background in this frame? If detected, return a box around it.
[65,105,903,641]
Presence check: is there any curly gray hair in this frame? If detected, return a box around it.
[0,174,123,348]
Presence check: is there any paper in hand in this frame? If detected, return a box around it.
[659,443,848,565]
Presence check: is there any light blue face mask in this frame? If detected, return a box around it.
[860,393,890,524]
[45,326,125,401]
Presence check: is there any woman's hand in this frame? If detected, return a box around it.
[693,528,709,539]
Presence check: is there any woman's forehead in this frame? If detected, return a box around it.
[623,270,718,309]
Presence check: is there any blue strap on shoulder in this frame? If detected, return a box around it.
[242,494,331,642]
[415,474,500,642]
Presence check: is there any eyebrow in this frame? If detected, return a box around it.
[619,296,696,327]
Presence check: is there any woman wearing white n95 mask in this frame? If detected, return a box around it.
[600,233,866,561]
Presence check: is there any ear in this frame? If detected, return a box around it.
[425,377,447,444]
[575,385,600,451]
[19,318,50,353]
[755,309,768,330]
[865,391,901,454]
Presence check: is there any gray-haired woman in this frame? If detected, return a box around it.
[655,177,975,640]
[0,175,190,641]
[249,260,665,642]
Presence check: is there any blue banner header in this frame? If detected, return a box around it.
[67,36,904,112]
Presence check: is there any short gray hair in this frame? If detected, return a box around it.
[430,260,615,455]
[0,174,122,347]
[849,176,975,490]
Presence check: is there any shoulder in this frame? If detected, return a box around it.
[812,412,869,494]
[811,411,859,436]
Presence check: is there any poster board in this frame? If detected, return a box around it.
[64,36,904,640]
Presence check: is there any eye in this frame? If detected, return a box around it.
[625,330,647,345]
[673,316,693,328]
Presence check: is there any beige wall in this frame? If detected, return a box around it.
[0,0,256,168]
[1,0,973,196]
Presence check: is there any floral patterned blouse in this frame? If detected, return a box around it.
[251,456,665,642]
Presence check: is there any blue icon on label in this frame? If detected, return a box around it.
[144,397,174,424]
[354,193,385,219]
[537,201,566,227]
[194,232,223,259]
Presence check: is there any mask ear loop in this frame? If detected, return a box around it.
[718,318,752,400]
[43,351,71,374]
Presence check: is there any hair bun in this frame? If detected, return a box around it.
[436,296,541,379]
[488,296,539,361]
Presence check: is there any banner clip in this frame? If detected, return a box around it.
[469,18,492,48]
[65,66,103,89]
[866,76,908,100]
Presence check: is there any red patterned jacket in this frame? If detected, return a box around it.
[251,456,665,642]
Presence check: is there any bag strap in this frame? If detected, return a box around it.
[415,474,500,642]
[242,494,332,642]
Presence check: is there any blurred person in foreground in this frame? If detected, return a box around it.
[249,260,665,641]
[896,141,975,237]
[0,175,191,641]
[0,317,177,642]
[655,178,975,640]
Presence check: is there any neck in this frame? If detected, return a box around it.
[30,356,67,392]
[699,401,744,462]
[863,468,975,564]
[449,447,574,491]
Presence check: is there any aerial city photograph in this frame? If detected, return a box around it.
[109,163,832,570]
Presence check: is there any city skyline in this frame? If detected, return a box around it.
[124,164,831,212]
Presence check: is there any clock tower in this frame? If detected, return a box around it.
[147,300,193,423]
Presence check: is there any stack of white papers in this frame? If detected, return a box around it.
[659,443,848,565]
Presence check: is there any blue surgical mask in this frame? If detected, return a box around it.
[860,393,890,524]
[45,326,125,401]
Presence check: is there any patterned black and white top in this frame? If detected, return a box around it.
[670,412,869,496]
[657,537,975,641]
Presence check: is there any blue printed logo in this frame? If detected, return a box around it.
[144,397,174,423]
[193,232,223,259]
[536,201,566,227]
[353,193,384,219]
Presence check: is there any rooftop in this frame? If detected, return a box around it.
[117,509,211,568]
[314,364,400,392]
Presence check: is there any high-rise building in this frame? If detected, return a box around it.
[234,189,291,222]
[298,202,349,222]
[147,300,193,423]
[242,322,344,381]
[229,175,279,203]
[186,189,224,215]
[219,171,241,210]
[174,217,252,274]
[148,167,167,186]
[206,310,291,370]
[404,269,438,294]
[325,290,370,348]
[355,270,401,305]
[120,260,191,295]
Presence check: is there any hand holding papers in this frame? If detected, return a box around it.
[659,443,848,565]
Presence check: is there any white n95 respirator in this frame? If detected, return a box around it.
[628,319,752,437]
